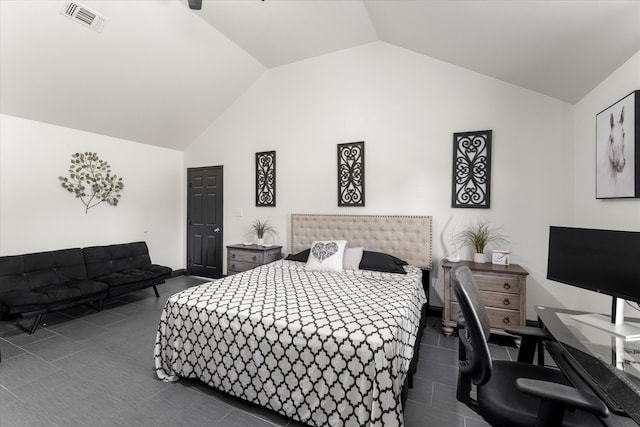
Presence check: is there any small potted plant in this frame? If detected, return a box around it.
[457,219,508,263]
[250,219,277,246]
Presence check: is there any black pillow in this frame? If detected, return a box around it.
[285,249,310,262]
[359,251,407,274]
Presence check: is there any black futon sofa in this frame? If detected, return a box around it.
[83,242,172,298]
[0,242,171,334]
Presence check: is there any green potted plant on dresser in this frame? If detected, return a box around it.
[457,219,508,263]
[250,219,277,246]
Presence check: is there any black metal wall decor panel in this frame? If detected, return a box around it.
[452,130,492,208]
[338,141,365,207]
[256,151,275,207]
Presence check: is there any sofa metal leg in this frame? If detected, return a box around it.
[152,285,159,298]
[29,314,42,335]
[86,300,103,312]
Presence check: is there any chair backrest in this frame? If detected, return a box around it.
[450,265,493,386]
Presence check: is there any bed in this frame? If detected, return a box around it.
[154,214,432,426]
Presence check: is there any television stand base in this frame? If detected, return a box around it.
[571,313,640,340]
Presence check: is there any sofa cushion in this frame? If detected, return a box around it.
[82,246,114,278]
[37,280,108,303]
[0,256,28,293]
[22,248,88,291]
[95,270,157,288]
[144,264,172,277]
[0,290,49,312]
[51,248,89,282]
[0,279,107,313]
[83,242,156,279]
[113,244,153,271]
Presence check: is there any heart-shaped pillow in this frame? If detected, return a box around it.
[305,240,347,272]
[311,242,338,262]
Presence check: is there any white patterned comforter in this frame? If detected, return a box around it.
[154,260,426,426]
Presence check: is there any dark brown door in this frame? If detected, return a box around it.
[187,166,223,278]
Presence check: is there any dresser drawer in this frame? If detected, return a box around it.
[451,301,522,329]
[477,291,521,310]
[228,260,258,273]
[229,249,263,264]
[485,307,522,328]
[473,273,521,295]
[226,244,282,276]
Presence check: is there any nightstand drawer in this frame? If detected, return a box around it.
[448,290,521,312]
[228,260,257,273]
[451,302,522,329]
[478,291,521,310]
[485,307,521,328]
[226,244,282,276]
[229,249,263,264]
[473,273,521,294]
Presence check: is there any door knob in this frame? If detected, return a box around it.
[213,227,220,233]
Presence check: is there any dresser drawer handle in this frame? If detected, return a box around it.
[252,255,257,261]
[503,283,511,290]
[503,317,511,324]
[231,263,235,269]
[231,254,236,259]
[503,298,510,306]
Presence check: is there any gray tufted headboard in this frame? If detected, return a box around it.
[290,214,432,270]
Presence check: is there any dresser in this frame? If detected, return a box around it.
[226,244,282,275]
[441,260,528,341]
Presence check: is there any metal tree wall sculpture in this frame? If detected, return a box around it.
[59,152,124,213]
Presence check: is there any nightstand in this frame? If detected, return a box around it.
[226,244,282,275]
[441,260,528,342]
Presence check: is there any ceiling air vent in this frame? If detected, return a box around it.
[60,1,108,33]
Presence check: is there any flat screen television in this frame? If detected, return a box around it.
[547,226,640,339]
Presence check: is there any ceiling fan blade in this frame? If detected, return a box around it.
[188,0,202,10]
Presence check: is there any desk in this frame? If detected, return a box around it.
[536,306,640,426]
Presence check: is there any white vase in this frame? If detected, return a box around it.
[257,238,264,246]
[473,252,488,263]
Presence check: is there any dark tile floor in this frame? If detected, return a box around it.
[0,275,522,427]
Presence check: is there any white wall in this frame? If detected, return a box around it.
[185,42,575,317]
[4,42,635,318]
[0,114,185,270]
[563,51,640,315]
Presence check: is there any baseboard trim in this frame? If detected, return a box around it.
[170,269,186,278]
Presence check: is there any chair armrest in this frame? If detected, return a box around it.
[504,325,553,340]
[515,378,609,418]
[505,326,554,364]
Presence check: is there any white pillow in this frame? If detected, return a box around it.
[305,240,347,272]
[343,247,363,270]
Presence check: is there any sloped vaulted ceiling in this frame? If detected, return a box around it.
[0,0,266,150]
[1,0,639,150]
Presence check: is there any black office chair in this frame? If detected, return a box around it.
[451,265,608,427]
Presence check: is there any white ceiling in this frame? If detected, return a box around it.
[1,0,639,151]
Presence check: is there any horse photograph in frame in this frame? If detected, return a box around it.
[596,90,640,199]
